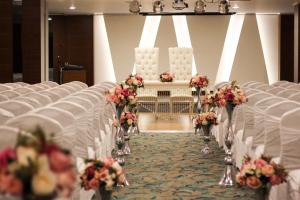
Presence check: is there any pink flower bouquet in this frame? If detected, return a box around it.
[214,81,247,108]
[193,111,218,128]
[125,74,144,90]
[120,111,138,130]
[160,72,175,82]
[106,84,138,107]
[80,157,125,191]
[0,127,76,199]
[236,155,287,192]
[189,75,209,89]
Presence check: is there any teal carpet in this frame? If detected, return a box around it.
[113,132,254,200]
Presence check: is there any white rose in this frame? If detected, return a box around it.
[32,170,57,195]
[17,146,37,166]
[133,80,138,85]
[127,119,133,125]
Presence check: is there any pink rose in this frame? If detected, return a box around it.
[103,157,115,168]
[49,151,73,172]
[246,176,262,189]
[0,174,23,196]
[261,164,275,177]
[236,173,246,186]
[254,159,267,169]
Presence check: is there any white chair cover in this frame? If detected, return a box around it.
[289,93,300,103]
[39,91,61,102]
[0,94,9,102]
[0,108,14,125]
[277,90,300,98]
[169,47,193,81]
[26,85,44,92]
[0,85,11,92]
[24,93,52,106]
[14,97,42,109]
[271,80,289,87]
[68,81,88,89]
[0,126,19,149]
[13,87,35,95]
[248,82,266,89]
[242,81,259,87]
[214,82,229,90]
[0,100,33,116]
[267,87,285,95]
[287,84,300,90]
[4,83,21,88]
[0,90,20,99]
[49,88,71,98]
[135,48,159,81]
[40,81,59,88]
[256,84,273,91]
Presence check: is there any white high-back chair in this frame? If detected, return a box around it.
[242,81,259,87]
[248,82,265,89]
[49,88,71,98]
[69,81,88,89]
[26,85,44,92]
[0,94,9,102]
[13,87,35,95]
[277,90,300,98]
[267,87,285,95]
[135,48,159,81]
[0,126,19,149]
[169,47,193,81]
[40,81,59,88]
[0,108,14,125]
[256,84,273,91]
[39,91,61,102]
[24,93,52,106]
[271,80,288,87]
[287,84,300,90]
[14,97,42,109]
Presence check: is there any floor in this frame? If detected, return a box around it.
[138,113,195,133]
[113,132,254,200]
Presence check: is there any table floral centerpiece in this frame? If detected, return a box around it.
[236,155,287,200]
[159,72,175,82]
[0,127,76,200]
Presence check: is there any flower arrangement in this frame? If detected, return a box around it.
[0,127,76,199]
[189,75,209,89]
[193,111,218,128]
[236,155,287,192]
[125,74,144,90]
[80,157,125,191]
[120,111,138,130]
[106,84,137,107]
[159,72,175,82]
[214,81,247,108]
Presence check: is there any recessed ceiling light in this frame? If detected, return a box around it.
[69,5,76,10]
[232,4,239,9]
[48,17,52,21]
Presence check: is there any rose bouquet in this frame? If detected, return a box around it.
[189,75,209,89]
[125,74,144,91]
[236,155,287,198]
[119,111,138,130]
[193,111,218,128]
[80,157,125,198]
[0,127,76,200]
[159,72,175,82]
[214,81,247,108]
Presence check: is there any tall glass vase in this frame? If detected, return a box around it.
[196,87,202,113]
[122,126,131,155]
[219,103,235,186]
[201,125,213,155]
[116,105,125,120]
[115,127,125,166]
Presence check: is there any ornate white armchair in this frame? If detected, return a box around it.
[169,47,193,81]
[135,48,159,118]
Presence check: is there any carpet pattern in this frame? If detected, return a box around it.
[113,132,254,200]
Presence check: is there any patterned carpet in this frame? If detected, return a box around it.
[113,132,254,200]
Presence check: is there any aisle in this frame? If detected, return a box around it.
[113,133,254,200]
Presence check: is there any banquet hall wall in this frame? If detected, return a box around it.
[96,14,280,85]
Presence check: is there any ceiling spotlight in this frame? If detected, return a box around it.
[219,0,230,14]
[172,0,188,10]
[194,0,206,14]
[153,0,164,13]
[69,5,76,10]
[129,0,141,14]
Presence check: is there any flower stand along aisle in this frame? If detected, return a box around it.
[0,127,77,200]
[80,158,126,200]
[236,155,288,200]
[214,81,248,186]
[189,74,209,114]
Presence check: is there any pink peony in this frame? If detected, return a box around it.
[270,175,283,185]
[261,164,275,177]
[103,157,115,168]
[49,150,73,173]
[254,159,267,169]
[0,174,23,196]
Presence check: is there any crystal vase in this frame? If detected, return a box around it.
[219,103,235,186]
[94,187,112,200]
[116,105,125,120]
[201,125,213,155]
[122,126,131,156]
[196,87,202,113]
[114,127,125,166]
